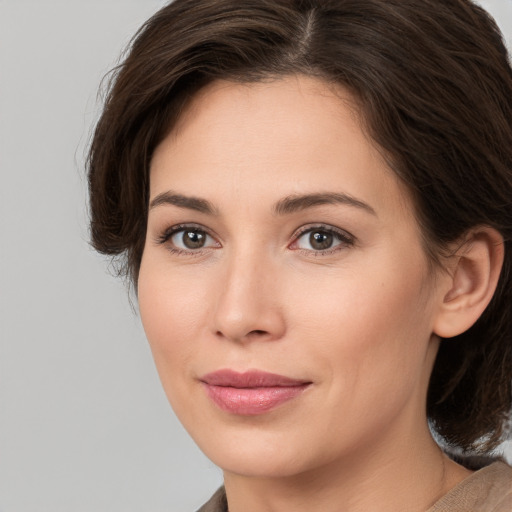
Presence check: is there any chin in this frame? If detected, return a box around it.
[208,448,310,478]
[189,423,340,479]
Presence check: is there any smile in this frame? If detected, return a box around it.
[200,369,312,415]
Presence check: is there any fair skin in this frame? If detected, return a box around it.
[138,75,501,512]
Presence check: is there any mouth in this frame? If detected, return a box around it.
[200,369,312,415]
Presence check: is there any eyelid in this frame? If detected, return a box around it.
[154,222,354,255]
[289,224,356,252]
[155,223,221,253]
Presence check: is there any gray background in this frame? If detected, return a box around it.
[0,1,511,511]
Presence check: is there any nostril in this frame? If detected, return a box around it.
[248,329,268,336]
[215,329,269,339]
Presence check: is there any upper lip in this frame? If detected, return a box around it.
[200,369,311,388]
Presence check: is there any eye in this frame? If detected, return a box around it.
[172,229,211,250]
[157,225,220,253]
[291,226,354,253]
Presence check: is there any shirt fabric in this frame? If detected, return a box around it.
[196,461,512,512]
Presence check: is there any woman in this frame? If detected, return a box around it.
[87,0,512,510]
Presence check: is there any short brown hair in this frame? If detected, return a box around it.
[88,0,512,454]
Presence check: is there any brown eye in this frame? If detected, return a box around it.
[293,226,354,253]
[168,228,218,251]
[181,230,206,249]
[309,231,334,250]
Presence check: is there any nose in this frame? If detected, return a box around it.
[211,250,286,343]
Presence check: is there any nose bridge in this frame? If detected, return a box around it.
[212,242,284,342]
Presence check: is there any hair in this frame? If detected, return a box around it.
[87,0,512,454]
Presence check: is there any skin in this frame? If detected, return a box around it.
[138,75,474,512]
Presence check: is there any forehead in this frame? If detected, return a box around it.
[150,75,412,220]
[163,76,365,161]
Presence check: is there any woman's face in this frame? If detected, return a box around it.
[138,76,446,478]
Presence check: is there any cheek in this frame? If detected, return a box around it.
[287,252,434,394]
[137,261,218,430]
[137,256,209,378]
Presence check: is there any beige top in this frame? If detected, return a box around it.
[197,461,512,512]
[426,461,512,512]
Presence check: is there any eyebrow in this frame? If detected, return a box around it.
[149,191,218,215]
[149,190,376,217]
[273,192,377,216]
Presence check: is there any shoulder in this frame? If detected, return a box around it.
[428,461,512,512]
[196,462,512,512]
[195,486,227,512]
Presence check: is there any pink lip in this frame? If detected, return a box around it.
[200,369,311,415]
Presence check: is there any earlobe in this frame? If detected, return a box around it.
[433,227,504,339]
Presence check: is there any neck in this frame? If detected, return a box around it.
[223,421,472,512]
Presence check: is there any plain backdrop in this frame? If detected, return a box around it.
[0,1,511,511]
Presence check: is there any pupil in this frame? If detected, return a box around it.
[310,231,333,250]
[184,230,205,249]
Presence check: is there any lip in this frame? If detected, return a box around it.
[200,369,311,415]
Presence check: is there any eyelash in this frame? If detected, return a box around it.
[155,223,218,257]
[155,223,355,256]
[290,224,355,256]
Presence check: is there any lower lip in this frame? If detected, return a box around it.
[203,383,310,415]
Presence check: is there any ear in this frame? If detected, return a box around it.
[433,227,504,339]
